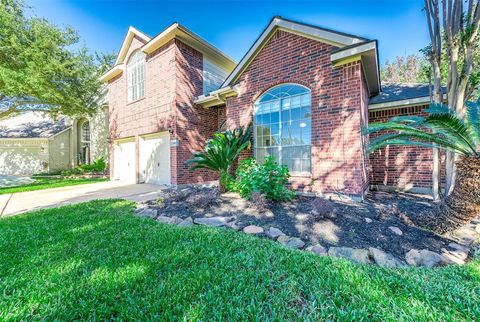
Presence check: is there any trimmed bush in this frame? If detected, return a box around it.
[234,157,295,201]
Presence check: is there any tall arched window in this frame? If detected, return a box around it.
[127,50,145,102]
[254,84,311,173]
[78,120,91,164]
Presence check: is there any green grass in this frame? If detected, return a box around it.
[0,177,108,195]
[0,200,479,320]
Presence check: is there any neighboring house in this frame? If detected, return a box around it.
[0,103,109,175]
[101,16,442,200]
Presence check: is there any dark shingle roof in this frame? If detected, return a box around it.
[0,111,70,138]
[369,83,446,105]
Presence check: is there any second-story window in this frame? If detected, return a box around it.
[127,50,145,102]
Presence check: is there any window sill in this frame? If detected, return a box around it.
[289,172,312,178]
[127,97,145,106]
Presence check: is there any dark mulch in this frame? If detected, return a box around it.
[147,187,454,260]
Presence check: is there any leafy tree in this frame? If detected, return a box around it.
[186,126,252,192]
[0,0,114,120]
[365,100,480,233]
[381,55,430,83]
[424,0,480,197]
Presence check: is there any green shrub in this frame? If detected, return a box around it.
[234,157,295,201]
[61,158,107,176]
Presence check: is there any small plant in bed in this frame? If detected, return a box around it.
[185,189,221,208]
[234,156,295,202]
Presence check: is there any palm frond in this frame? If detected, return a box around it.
[367,132,471,155]
[424,113,478,155]
[186,125,252,176]
[465,99,480,145]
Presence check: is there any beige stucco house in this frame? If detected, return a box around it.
[0,101,109,176]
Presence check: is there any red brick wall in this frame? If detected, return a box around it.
[368,105,438,192]
[172,40,220,185]
[107,37,222,185]
[225,30,368,199]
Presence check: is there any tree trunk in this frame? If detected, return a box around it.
[425,156,480,233]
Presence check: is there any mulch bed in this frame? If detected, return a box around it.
[144,186,457,260]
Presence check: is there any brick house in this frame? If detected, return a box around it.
[101,17,440,200]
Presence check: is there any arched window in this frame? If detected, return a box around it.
[127,50,145,102]
[81,121,90,143]
[78,120,91,164]
[254,84,311,173]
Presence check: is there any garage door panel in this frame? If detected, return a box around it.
[139,133,170,185]
[113,141,136,183]
[0,147,46,175]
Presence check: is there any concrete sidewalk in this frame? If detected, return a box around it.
[0,181,166,217]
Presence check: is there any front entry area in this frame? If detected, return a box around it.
[139,132,171,185]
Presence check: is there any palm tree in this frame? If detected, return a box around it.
[365,99,480,233]
[186,125,252,192]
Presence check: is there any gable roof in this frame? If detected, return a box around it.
[369,83,447,109]
[100,23,236,83]
[0,112,70,139]
[114,26,151,65]
[221,16,371,88]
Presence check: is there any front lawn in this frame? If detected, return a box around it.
[0,177,108,195]
[0,200,478,320]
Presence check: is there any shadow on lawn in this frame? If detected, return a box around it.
[0,199,478,320]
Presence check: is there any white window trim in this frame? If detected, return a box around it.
[127,50,146,103]
[253,83,312,175]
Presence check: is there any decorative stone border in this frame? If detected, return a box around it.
[134,204,472,268]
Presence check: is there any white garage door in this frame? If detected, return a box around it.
[139,132,170,185]
[113,140,136,183]
[0,146,47,175]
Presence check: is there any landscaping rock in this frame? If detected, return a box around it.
[306,244,328,256]
[177,217,194,227]
[137,208,157,218]
[277,236,305,249]
[243,225,264,235]
[265,227,285,240]
[225,221,242,231]
[441,249,467,265]
[448,242,470,253]
[476,224,480,234]
[388,226,403,236]
[285,238,306,249]
[194,216,232,227]
[328,247,371,264]
[277,235,291,244]
[365,218,373,223]
[134,204,148,214]
[156,215,182,225]
[368,247,406,268]
[405,249,444,267]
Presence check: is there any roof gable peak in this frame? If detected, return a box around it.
[114,26,151,65]
[221,17,369,87]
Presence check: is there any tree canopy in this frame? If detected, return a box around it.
[0,0,114,119]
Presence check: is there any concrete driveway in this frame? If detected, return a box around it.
[0,181,166,217]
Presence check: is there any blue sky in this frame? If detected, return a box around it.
[28,0,429,66]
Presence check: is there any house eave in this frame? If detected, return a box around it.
[99,64,125,83]
[330,40,380,96]
[142,23,236,71]
[368,94,447,111]
[194,86,238,108]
